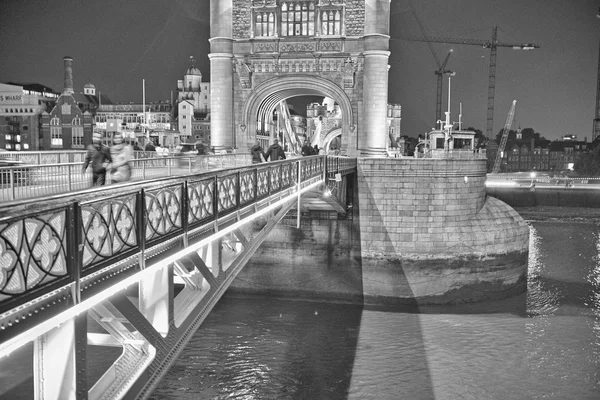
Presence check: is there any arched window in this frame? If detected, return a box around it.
[254,11,275,37]
[72,117,84,147]
[50,116,63,147]
[321,9,341,35]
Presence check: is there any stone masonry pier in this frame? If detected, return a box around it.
[233,158,530,305]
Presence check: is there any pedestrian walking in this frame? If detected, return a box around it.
[264,138,286,161]
[251,140,265,163]
[301,140,313,156]
[110,132,133,184]
[82,132,112,186]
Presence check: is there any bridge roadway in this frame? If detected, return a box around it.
[0,155,356,400]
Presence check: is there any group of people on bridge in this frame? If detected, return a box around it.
[82,131,133,186]
[250,139,321,164]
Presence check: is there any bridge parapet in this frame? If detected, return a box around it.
[0,156,341,348]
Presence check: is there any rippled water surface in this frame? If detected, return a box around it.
[150,221,600,400]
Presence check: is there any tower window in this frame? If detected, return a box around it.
[321,9,341,35]
[255,12,275,37]
[281,2,315,36]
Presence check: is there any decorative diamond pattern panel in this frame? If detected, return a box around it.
[81,194,138,270]
[239,171,256,205]
[188,178,215,224]
[256,168,269,198]
[281,163,293,189]
[217,174,237,213]
[270,165,281,193]
[0,210,68,301]
[145,184,183,242]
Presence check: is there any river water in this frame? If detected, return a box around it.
[1,219,598,399]
[149,219,600,400]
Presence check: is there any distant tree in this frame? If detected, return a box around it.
[574,145,600,176]
[495,129,516,143]
[464,126,486,146]
[495,127,547,142]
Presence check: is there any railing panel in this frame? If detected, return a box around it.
[270,164,282,193]
[239,170,257,206]
[144,182,185,244]
[80,193,139,274]
[217,173,239,214]
[0,207,71,312]
[187,177,216,226]
[256,167,270,199]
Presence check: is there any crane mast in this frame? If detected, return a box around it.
[492,100,517,174]
[594,8,600,141]
[407,0,453,126]
[398,28,538,138]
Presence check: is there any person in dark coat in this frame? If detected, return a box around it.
[313,144,320,155]
[144,141,156,152]
[250,140,264,163]
[301,140,313,156]
[264,138,286,161]
[82,132,112,186]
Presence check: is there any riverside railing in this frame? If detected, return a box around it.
[0,154,252,202]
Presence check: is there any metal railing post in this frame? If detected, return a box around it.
[297,159,301,229]
[9,168,15,201]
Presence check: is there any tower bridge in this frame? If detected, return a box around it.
[0,1,533,398]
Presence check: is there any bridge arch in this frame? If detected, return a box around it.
[322,128,342,153]
[242,75,355,150]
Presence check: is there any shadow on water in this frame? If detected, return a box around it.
[150,295,364,400]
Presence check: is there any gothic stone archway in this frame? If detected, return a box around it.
[239,74,356,154]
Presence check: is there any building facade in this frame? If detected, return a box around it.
[209,0,391,156]
[0,83,59,150]
[176,57,211,145]
[95,102,174,147]
[40,57,112,150]
[489,138,591,172]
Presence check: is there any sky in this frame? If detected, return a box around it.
[0,0,597,141]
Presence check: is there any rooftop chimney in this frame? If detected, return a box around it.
[63,56,74,94]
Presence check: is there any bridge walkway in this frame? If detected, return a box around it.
[0,155,356,400]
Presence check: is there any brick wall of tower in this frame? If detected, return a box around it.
[232,0,252,39]
[345,0,365,36]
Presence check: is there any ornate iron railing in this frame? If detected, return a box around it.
[0,156,337,344]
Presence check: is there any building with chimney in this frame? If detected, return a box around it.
[0,82,59,150]
[40,57,111,150]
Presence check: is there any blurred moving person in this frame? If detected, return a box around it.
[82,132,112,186]
[110,132,133,183]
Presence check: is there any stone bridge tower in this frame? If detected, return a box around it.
[209,0,390,157]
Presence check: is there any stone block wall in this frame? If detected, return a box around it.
[356,158,530,303]
[231,216,364,303]
[356,158,528,256]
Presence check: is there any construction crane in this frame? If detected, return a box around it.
[398,26,539,139]
[492,100,517,174]
[407,0,454,126]
[593,7,600,141]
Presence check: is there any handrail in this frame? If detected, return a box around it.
[0,154,252,202]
